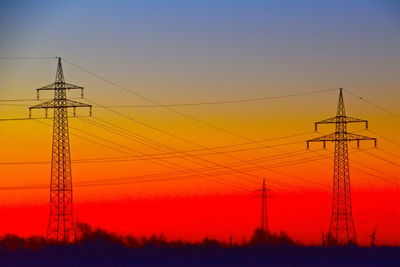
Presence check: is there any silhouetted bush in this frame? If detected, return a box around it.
[248,228,297,247]
[0,234,46,251]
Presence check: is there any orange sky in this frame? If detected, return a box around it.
[0,84,398,245]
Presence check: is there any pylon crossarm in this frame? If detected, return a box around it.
[36,82,83,91]
[315,116,368,131]
[307,132,376,148]
[29,99,92,118]
[36,82,84,99]
[29,99,91,109]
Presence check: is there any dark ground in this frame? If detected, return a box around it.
[1,242,399,266]
[1,226,399,266]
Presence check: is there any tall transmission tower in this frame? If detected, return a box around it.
[307,88,376,245]
[29,57,92,242]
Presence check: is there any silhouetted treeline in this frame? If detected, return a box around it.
[0,223,399,266]
[0,223,300,250]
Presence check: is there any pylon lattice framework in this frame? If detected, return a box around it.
[257,178,272,232]
[307,88,376,245]
[29,58,92,242]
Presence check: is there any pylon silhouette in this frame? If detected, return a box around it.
[256,178,272,232]
[29,57,92,242]
[307,88,376,245]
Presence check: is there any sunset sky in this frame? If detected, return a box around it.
[0,0,399,245]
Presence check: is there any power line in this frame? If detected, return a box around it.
[1,145,333,193]
[89,114,312,154]
[0,142,333,189]
[88,89,339,108]
[73,116,260,189]
[351,157,399,181]
[87,110,328,193]
[0,97,83,102]
[84,118,280,191]
[65,57,336,153]
[362,149,400,167]
[344,89,400,119]
[351,166,400,186]
[312,148,399,186]
[75,112,322,192]
[87,100,328,194]
[0,151,334,192]
[325,147,400,181]
[34,119,138,157]
[69,118,260,191]
[0,57,56,60]
[367,129,400,146]
[63,58,337,107]
[33,117,254,192]
[83,100,258,181]
[0,140,306,165]
[0,117,50,121]
[62,59,345,192]
[6,57,396,193]
[85,99,320,192]
[0,103,37,107]
[376,148,400,160]
[0,89,338,108]
[0,149,311,167]
[81,117,314,192]
[5,57,339,191]
[0,99,40,102]
[0,170,254,191]
[80,114,319,192]
[0,116,342,192]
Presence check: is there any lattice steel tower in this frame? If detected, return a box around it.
[29,57,92,242]
[257,178,271,232]
[307,88,376,245]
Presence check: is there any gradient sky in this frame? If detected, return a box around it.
[0,0,399,245]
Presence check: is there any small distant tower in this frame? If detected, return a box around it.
[257,178,271,232]
[29,57,92,242]
[307,88,376,245]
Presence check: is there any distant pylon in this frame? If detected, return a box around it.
[257,178,271,232]
[307,88,376,245]
[29,57,92,242]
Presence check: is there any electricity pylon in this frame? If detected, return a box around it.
[256,178,271,232]
[29,57,92,242]
[307,88,376,245]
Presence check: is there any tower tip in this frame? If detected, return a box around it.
[55,56,65,83]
